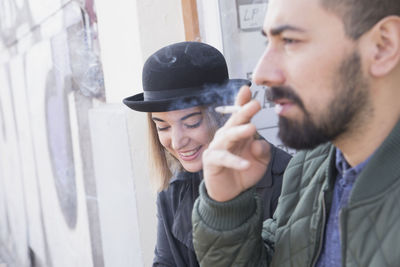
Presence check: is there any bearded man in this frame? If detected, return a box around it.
[192,0,400,266]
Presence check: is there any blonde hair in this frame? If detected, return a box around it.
[147,107,227,192]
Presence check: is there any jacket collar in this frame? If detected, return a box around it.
[169,171,201,252]
[169,170,202,184]
[349,119,400,204]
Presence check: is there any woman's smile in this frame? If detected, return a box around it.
[178,145,203,161]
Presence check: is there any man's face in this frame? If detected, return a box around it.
[253,0,371,149]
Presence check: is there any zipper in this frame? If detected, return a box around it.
[311,190,327,267]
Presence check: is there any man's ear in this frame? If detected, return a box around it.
[364,16,400,77]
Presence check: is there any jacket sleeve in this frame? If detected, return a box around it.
[192,181,275,266]
[153,195,176,267]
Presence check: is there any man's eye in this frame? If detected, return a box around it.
[282,38,299,44]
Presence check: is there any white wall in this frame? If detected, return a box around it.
[89,105,155,267]
[93,0,186,265]
[1,0,186,265]
[96,0,185,103]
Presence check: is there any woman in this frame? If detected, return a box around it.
[123,42,291,267]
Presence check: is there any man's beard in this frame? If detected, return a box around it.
[268,51,371,150]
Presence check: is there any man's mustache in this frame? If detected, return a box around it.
[266,86,305,110]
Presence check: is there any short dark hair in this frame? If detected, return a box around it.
[321,0,400,39]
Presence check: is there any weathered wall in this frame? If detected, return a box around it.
[0,0,185,266]
[93,0,186,265]
[0,0,286,266]
[0,0,105,266]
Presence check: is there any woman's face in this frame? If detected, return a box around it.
[151,107,214,173]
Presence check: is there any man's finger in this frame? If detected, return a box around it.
[203,150,250,171]
[235,85,252,106]
[212,123,256,149]
[224,99,261,128]
[251,139,271,165]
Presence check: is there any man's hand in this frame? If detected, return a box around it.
[203,86,271,202]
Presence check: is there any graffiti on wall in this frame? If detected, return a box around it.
[0,0,105,266]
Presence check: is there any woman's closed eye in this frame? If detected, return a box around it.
[157,125,170,131]
[184,119,202,129]
[152,118,170,131]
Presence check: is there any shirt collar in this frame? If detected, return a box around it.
[335,148,373,184]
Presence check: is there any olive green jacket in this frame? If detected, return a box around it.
[192,120,400,267]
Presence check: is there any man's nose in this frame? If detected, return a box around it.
[171,127,189,150]
[252,47,285,87]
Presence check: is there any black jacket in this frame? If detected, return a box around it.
[153,145,292,267]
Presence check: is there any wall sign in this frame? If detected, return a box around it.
[237,1,268,31]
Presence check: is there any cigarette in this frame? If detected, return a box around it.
[215,105,241,114]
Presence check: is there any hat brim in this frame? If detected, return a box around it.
[123,79,251,112]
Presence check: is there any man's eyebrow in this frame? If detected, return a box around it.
[181,112,202,121]
[262,25,305,37]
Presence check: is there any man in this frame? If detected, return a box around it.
[191,0,400,266]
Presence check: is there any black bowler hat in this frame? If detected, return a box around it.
[123,41,250,112]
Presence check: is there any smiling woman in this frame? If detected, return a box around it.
[123,41,292,267]
[151,108,213,172]
[147,105,222,190]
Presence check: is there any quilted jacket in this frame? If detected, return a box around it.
[192,119,400,267]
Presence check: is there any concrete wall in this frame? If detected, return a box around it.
[0,0,105,265]
[93,0,186,265]
[0,0,185,266]
[0,0,291,266]
[89,105,154,267]
[96,0,185,103]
